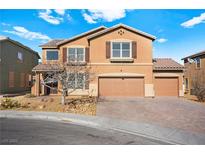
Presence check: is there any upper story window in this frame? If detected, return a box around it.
[111,42,131,58]
[46,50,58,60]
[17,52,23,61]
[195,57,201,68]
[68,48,85,62]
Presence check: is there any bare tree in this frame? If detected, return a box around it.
[192,70,205,102]
[41,61,95,105]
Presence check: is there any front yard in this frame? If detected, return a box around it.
[0,95,97,115]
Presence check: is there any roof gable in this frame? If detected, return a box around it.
[88,24,156,41]
[182,50,205,60]
[56,26,107,46]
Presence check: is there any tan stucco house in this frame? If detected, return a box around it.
[182,50,205,97]
[32,24,184,97]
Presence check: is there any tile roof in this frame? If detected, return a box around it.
[40,39,64,47]
[32,64,61,72]
[181,50,205,60]
[153,58,184,71]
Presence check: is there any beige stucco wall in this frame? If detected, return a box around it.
[39,27,155,97]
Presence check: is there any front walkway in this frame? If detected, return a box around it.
[97,97,205,134]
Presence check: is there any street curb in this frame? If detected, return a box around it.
[1,110,205,145]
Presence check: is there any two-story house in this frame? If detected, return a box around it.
[32,24,184,97]
[182,50,205,97]
[0,36,40,94]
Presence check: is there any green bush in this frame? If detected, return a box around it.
[0,98,21,109]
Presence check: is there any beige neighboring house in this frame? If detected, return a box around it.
[32,24,184,97]
[182,50,205,97]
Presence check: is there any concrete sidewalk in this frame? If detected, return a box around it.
[1,110,205,145]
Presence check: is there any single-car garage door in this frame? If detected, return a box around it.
[155,77,178,96]
[99,77,144,97]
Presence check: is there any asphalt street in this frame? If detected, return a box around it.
[0,117,169,145]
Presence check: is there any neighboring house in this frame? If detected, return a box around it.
[0,36,40,94]
[182,50,205,96]
[32,24,184,97]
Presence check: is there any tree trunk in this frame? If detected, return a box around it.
[61,90,66,105]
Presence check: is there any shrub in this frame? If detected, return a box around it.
[0,98,21,109]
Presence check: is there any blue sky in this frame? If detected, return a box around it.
[0,9,205,63]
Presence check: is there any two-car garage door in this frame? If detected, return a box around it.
[99,77,144,97]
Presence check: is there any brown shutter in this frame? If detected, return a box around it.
[63,48,67,63]
[132,41,137,58]
[106,41,111,59]
[85,47,90,62]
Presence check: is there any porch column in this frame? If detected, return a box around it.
[31,73,40,96]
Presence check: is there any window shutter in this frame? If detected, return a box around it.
[132,41,137,58]
[106,41,111,59]
[85,47,90,62]
[63,48,67,63]
[9,72,14,88]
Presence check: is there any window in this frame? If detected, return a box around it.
[185,78,188,89]
[195,57,201,68]
[68,48,85,62]
[17,52,23,61]
[68,73,86,89]
[111,42,131,58]
[46,50,58,60]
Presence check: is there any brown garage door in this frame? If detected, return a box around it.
[99,77,144,97]
[155,77,178,96]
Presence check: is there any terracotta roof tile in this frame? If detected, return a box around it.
[32,64,61,71]
[153,58,184,71]
[40,39,64,47]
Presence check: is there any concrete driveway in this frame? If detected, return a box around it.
[97,97,205,134]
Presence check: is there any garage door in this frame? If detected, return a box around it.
[155,77,178,96]
[99,77,144,97]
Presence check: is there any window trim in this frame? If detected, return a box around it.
[46,50,59,61]
[110,41,132,59]
[67,47,85,62]
[195,57,201,69]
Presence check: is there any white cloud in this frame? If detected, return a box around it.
[1,22,10,26]
[181,12,205,28]
[38,9,63,25]
[54,9,65,16]
[82,12,97,24]
[82,9,126,24]
[156,38,167,43]
[4,26,51,42]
